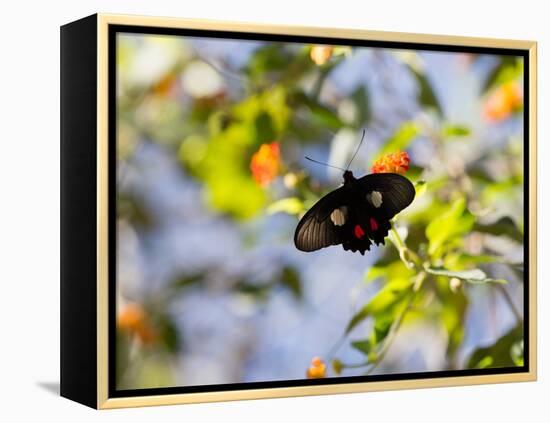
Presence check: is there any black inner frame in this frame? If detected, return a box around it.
[108,24,530,398]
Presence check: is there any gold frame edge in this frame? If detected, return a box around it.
[95,13,538,409]
[527,42,537,381]
[97,14,110,409]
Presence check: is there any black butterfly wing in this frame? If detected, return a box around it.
[294,188,346,252]
[294,172,415,254]
[351,172,415,246]
[355,173,415,219]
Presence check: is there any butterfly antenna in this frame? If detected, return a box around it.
[305,156,346,172]
[346,129,366,171]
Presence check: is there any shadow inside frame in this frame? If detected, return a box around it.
[107,23,531,399]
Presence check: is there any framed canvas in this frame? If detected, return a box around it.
[60,13,537,409]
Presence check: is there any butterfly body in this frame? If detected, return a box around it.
[294,170,415,255]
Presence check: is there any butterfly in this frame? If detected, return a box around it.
[294,169,415,255]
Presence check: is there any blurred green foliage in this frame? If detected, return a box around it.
[116,35,525,387]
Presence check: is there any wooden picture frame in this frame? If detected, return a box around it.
[61,13,537,409]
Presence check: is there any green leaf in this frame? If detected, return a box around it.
[377,121,419,157]
[474,216,523,243]
[189,118,269,220]
[179,134,209,167]
[467,324,524,369]
[480,178,519,205]
[425,267,507,284]
[172,273,203,289]
[280,266,302,299]
[332,359,343,375]
[442,124,471,138]
[453,253,506,266]
[133,354,176,389]
[511,340,524,366]
[483,56,522,92]
[365,260,415,284]
[345,309,369,335]
[235,280,275,302]
[261,86,290,133]
[407,66,443,115]
[246,44,293,79]
[436,284,468,356]
[350,313,395,359]
[365,266,387,284]
[299,94,344,130]
[157,315,180,353]
[373,316,393,344]
[351,340,372,355]
[415,180,427,197]
[233,86,290,134]
[332,46,353,57]
[267,197,304,216]
[254,112,276,144]
[474,356,494,369]
[426,197,475,259]
[117,193,154,228]
[207,172,267,220]
[351,86,371,127]
[345,279,412,334]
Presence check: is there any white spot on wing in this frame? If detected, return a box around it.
[367,191,383,208]
[330,206,347,226]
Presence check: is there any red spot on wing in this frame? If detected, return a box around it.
[370,217,379,232]
[354,225,365,239]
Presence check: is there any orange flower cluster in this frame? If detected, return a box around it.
[250,142,281,187]
[152,72,177,96]
[310,45,333,66]
[483,80,523,122]
[117,303,157,345]
[371,151,410,174]
[306,357,327,378]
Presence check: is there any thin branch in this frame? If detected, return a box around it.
[327,224,423,369]
[496,284,523,323]
[390,223,421,269]
[340,361,370,370]
[325,333,349,362]
[364,272,426,375]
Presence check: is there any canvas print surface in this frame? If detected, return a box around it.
[114,31,525,391]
